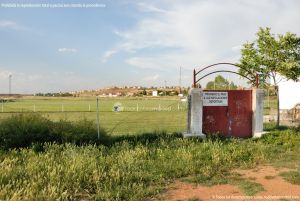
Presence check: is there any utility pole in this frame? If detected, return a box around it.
[9,74,12,96]
[179,66,182,94]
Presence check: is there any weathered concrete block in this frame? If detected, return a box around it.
[183,88,206,138]
[252,88,267,138]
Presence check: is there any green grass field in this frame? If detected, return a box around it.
[0,96,187,112]
[0,95,278,134]
[0,97,188,135]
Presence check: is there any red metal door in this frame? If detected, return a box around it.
[202,90,252,138]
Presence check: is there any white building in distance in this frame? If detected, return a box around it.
[152,91,158,96]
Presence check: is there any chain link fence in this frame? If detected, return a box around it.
[0,98,188,135]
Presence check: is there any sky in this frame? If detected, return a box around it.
[0,0,300,93]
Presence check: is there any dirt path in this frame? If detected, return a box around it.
[164,166,300,201]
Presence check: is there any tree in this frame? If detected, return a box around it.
[142,88,147,96]
[238,27,300,127]
[205,75,238,90]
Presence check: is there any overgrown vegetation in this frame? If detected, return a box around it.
[0,114,299,200]
[0,114,107,149]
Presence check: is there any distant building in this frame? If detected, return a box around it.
[152,90,158,96]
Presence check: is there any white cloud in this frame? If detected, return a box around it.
[58,48,77,53]
[126,57,160,69]
[0,69,101,94]
[101,50,118,62]
[136,2,168,13]
[143,74,159,81]
[231,45,243,52]
[113,0,300,72]
[0,70,13,78]
[65,71,75,76]
[0,20,24,30]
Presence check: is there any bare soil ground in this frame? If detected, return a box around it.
[164,166,300,201]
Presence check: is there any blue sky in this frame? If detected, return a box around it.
[1,0,300,93]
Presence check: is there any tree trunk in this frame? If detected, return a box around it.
[275,85,280,127]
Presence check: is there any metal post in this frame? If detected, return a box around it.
[1,101,3,112]
[267,88,270,108]
[179,66,182,94]
[255,73,259,88]
[193,69,196,88]
[96,96,100,139]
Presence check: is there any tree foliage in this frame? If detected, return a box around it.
[238,27,300,86]
[238,27,300,127]
[206,75,237,90]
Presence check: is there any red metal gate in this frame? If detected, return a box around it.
[203,90,252,138]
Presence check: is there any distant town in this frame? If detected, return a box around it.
[0,86,190,98]
[35,86,189,97]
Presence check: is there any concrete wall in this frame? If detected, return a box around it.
[184,88,205,138]
[252,88,265,137]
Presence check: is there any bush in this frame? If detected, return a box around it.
[52,118,108,145]
[0,114,107,149]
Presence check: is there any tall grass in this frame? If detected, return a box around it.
[0,114,107,149]
[0,137,275,200]
[0,115,300,200]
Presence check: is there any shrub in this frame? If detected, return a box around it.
[0,114,107,149]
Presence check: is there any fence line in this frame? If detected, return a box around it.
[0,103,188,113]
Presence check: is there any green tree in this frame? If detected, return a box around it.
[142,88,147,96]
[205,75,237,90]
[238,27,300,127]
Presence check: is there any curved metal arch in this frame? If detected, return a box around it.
[196,70,253,84]
[195,62,253,77]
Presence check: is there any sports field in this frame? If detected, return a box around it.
[0,96,188,135]
[0,95,277,135]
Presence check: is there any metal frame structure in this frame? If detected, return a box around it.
[193,62,259,88]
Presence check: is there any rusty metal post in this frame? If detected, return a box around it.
[255,73,259,88]
[193,69,196,88]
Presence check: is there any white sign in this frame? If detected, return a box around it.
[203,92,228,106]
